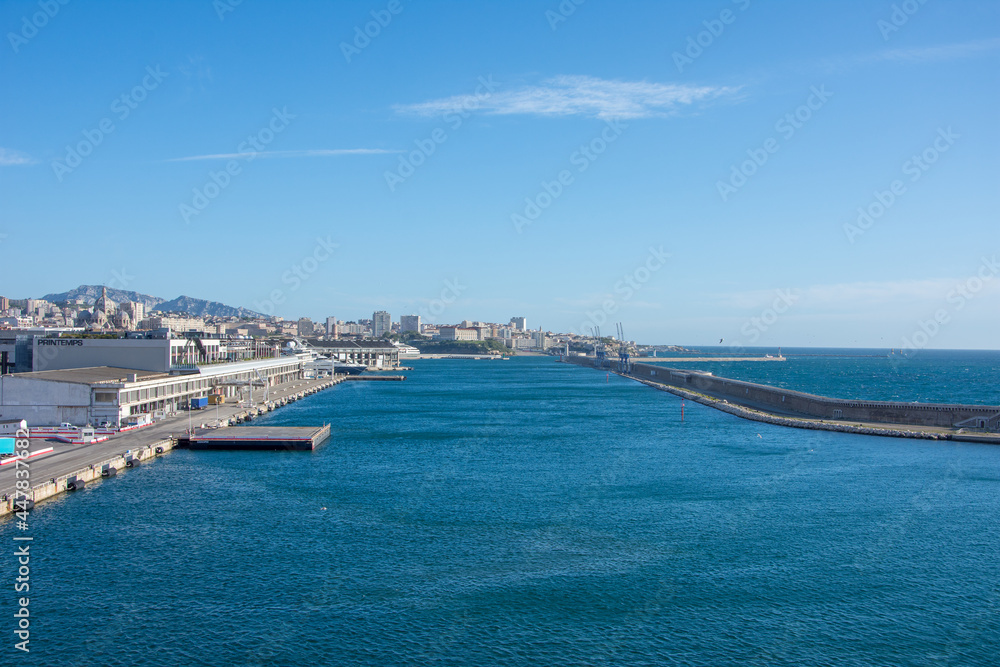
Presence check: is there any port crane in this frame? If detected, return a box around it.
[616,323,631,374]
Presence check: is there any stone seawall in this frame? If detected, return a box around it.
[632,377,949,441]
[561,355,1000,433]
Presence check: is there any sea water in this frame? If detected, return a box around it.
[2,353,999,665]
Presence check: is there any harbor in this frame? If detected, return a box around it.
[0,374,342,517]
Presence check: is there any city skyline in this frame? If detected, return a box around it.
[1,1,998,348]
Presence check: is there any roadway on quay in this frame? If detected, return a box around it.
[631,356,786,362]
[0,376,337,500]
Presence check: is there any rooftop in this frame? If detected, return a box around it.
[9,366,170,385]
[309,339,398,350]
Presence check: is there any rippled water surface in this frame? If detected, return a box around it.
[3,354,999,665]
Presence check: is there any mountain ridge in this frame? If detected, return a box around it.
[38,285,266,319]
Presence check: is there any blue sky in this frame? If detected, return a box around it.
[1,0,998,349]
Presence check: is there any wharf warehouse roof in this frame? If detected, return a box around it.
[0,355,304,427]
[10,367,169,385]
[306,339,400,369]
[308,339,398,349]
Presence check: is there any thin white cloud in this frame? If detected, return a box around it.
[820,38,1000,72]
[716,277,1000,311]
[0,148,36,166]
[166,148,402,162]
[396,75,739,120]
[879,37,1000,63]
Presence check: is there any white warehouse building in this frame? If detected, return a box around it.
[0,355,304,427]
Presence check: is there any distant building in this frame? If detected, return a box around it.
[438,326,478,341]
[297,318,314,337]
[532,330,547,350]
[123,301,145,323]
[373,310,391,337]
[310,339,400,369]
[510,317,526,331]
[25,299,47,314]
[339,322,368,336]
[0,296,8,311]
[325,316,338,337]
[399,315,421,333]
[74,286,133,330]
[141,315,206,333]
[512,337,534,350]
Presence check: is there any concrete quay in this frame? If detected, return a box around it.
[0,375,341,517]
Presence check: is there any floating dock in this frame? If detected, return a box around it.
[180,425,331,451]
[343,375,406,381]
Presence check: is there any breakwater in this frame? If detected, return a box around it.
[562,355,1000,439]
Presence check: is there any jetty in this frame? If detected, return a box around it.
[562,355,1000,444]
[0,375,343,517]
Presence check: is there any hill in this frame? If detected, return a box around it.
[152,295,265,319]
[42,285,164,309]
[38,285,265,319]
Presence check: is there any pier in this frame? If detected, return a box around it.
[0,375,343,517]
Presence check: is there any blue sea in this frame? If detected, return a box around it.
[3,352,1000,665]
